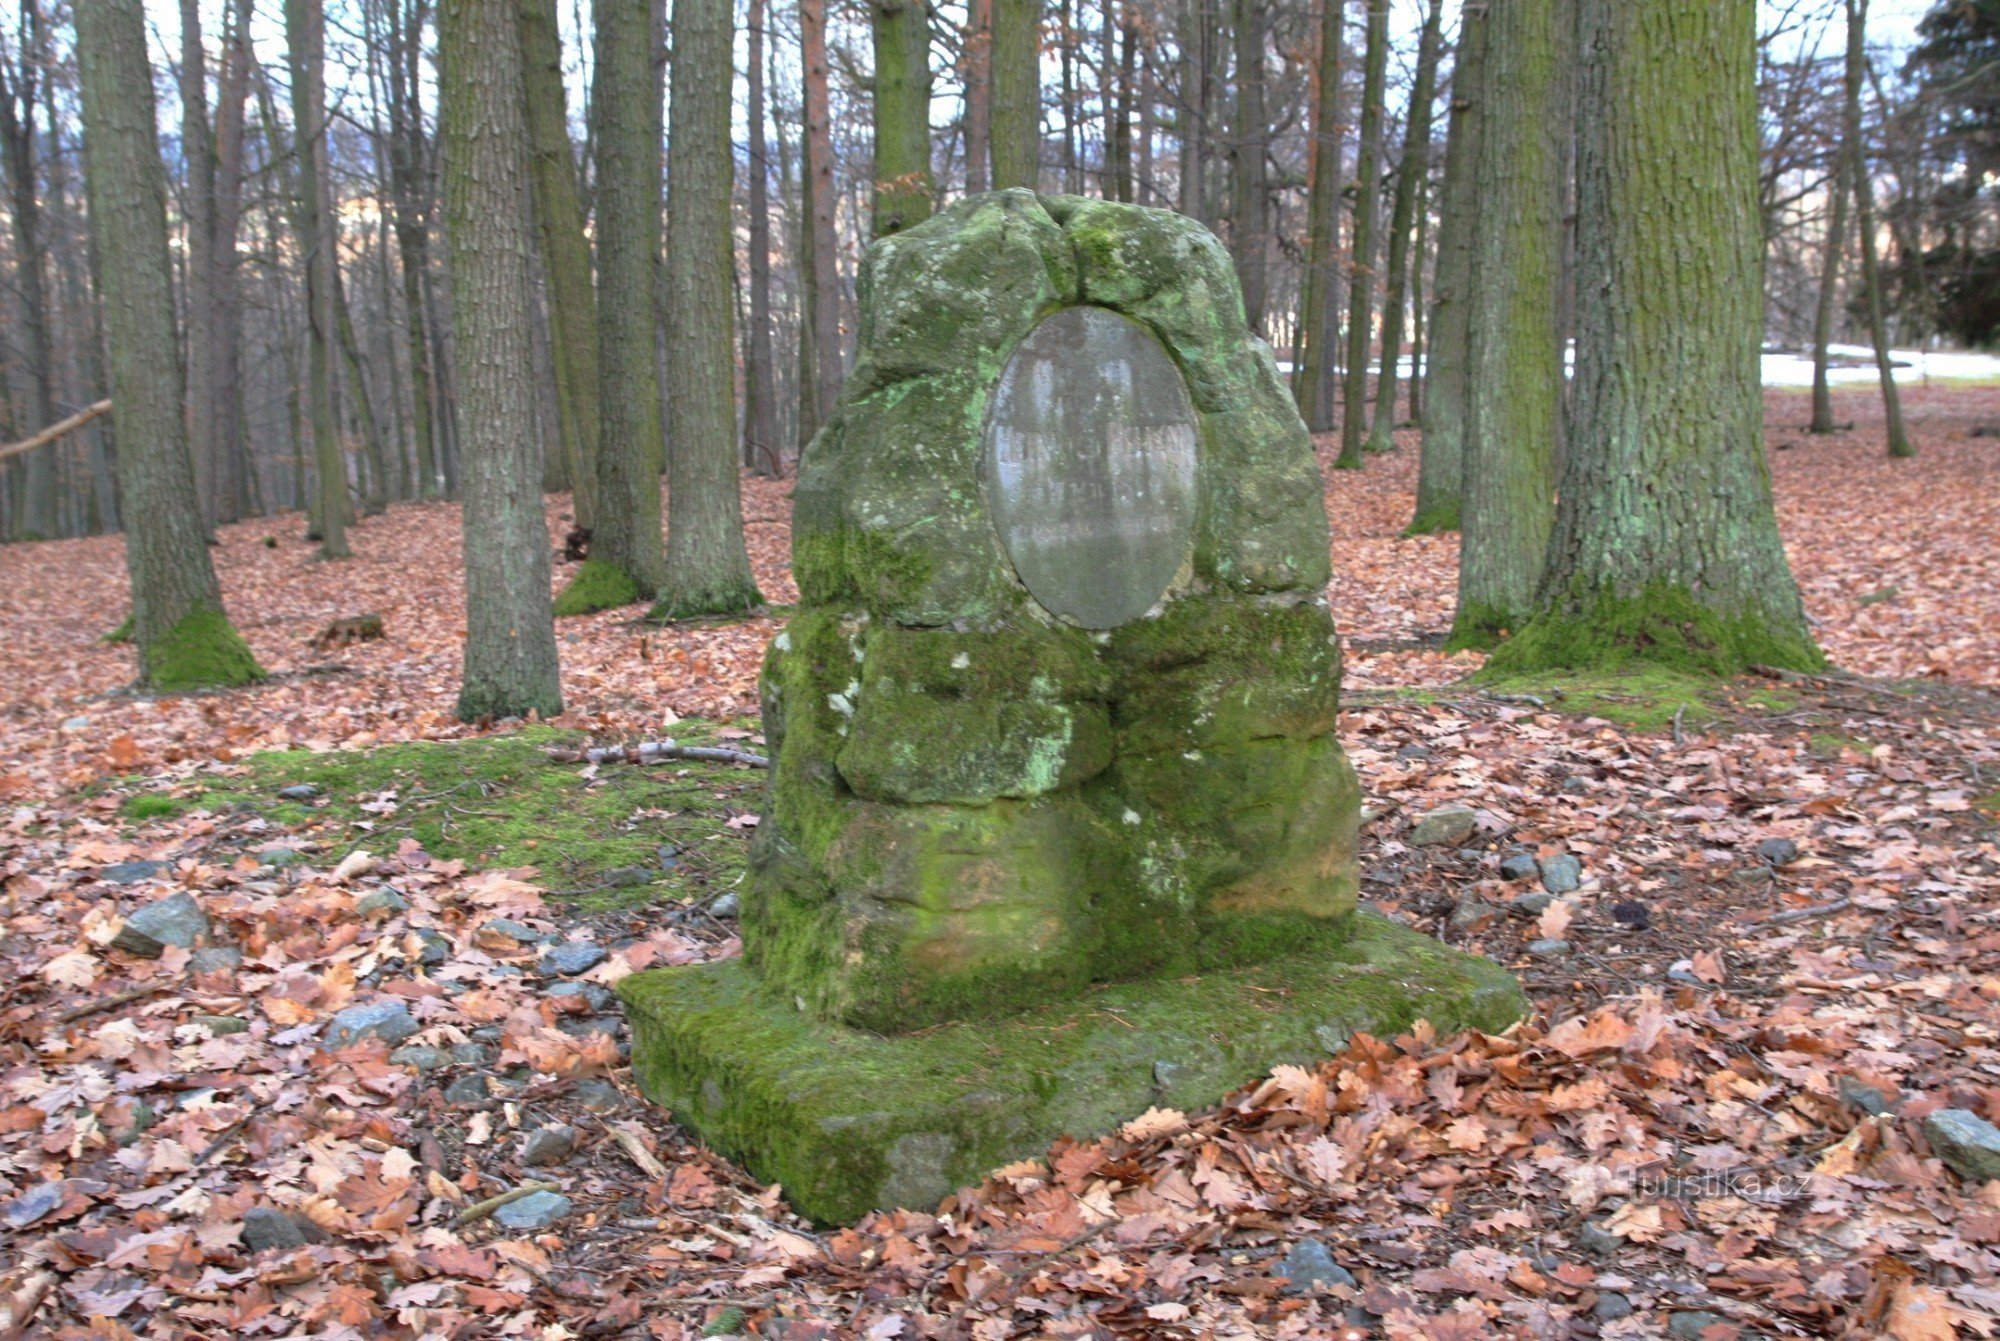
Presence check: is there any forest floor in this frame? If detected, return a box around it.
[0,384,1995,1340]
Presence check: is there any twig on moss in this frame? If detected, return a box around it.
[548,740,769,769]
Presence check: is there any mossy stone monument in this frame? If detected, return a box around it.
[619,191,1526,1224]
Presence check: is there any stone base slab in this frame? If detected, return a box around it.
[616,910,1529,1225]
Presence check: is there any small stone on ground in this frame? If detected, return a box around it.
[491,1189,571,1231]
[1276,1239,1355,1293]
[540,942,607,976]
[521,1125,578,1166]
[1922,1108,2000,1181]
[322,1001,419,1050]
[1409,805,1477,847]
[111,892,209,957]
[1757,836,1800,865]
[100,860,167,885]
[1538,853,1582,894]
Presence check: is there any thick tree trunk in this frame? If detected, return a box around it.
[1365,0,1444,453]
[1450,0,1565,645]
[1409,2,1484,535]
[743,0,782,474]
[1229,0,1267,334]
[1494,0,1820,676]
[801,0,844,429]
[656,0,764,619]
[990,0,1041,188]
[179,0,221,529]
[439,0,563,718]
[1109,2,1134,203]
[1335,0,1390,471]
[519,0,601,527]
[871,0,934,235]
[563,0,666,611]
[1844,0,1911,458]
[963,0,993,192]
[1292,0,1341,433]
[74,0,261,688]
[284,0,350,557]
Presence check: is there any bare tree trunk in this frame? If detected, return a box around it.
[334,259,391,514]
[1335,0,1390,471]
[210,0,253,522]
[0,0,58,540]
[519,0,600,525]
[1176,0,1209,221]
[1844,0,1911,458]
[1407,169,1427,425]
[871,0,934,234]
[1109,1,1134,202]
[656,0,763,618]
[1365,0,1444,453]
[1450,0,1566,644]
[1409,2,1486,535]
[1230,0,1267,334]
[964,0,993,192]
[743,0,782,474]
[284,0,350,557]
[801,0,844,427]
[1292,0,1341,433]
[990,0,1042,188]
[74,0,261,688]
[439,0,563,718]
[385,0,440,499]
[179,0,221,529]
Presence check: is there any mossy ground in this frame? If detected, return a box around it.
[619,908,1527,1225]
[144,605,264,691]
[1485,582,1824,679]
[552,559,645,617]
[120,723,762,908]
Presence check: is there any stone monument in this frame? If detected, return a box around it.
[619,191,1526,1224]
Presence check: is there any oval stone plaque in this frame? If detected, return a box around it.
[983,307,1198,629]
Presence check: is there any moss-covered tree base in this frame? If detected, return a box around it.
[144,605,264,691]
[1485,582,1824,679]
[1402,502,1461,537]
[618,908,1527,1225]
[551,558,646,617]
[646,579,765,624]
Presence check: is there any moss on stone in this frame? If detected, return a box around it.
[144,604,264,691]
[618,907,1528,1225]
[1487,581,1826,678]
[552,559,645,617]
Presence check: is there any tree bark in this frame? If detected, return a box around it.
[209,0,253,521]
[334,259,392,514]
[871,0,934,235]
[1292,0,1341,433]
[800,0,844,431]
[1335,0,1390,471]
[1229,0,1267,334]
[990,0,1041,188]
[655,0,763,619]
[1498,0,1819,674]
[964,0,993,192]
[743,0,782,474]
[565,0,667,610]
[385,0,441,499]
[1365,0,1444,453]
[518,0,601,527]
[1109,1,1134,203]
[179,0,221,529]
[438,0,563,718]
[0,0,59,540]
[1409,1,1484,535]
[74,0,261,688]
[1450,0,1565,644]
[1843,0,1911,458]
[284,0,350,557]
[1807,137,1847,435]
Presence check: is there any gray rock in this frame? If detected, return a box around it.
[1499,853,1540,882]
[413,928,451,967]
[1396,744,1433,761]
[187,945,243,973]
[1509,890,1555,917]
[1838,1076,1892,1117]
[112,892,209,957]
[1923,1108,2000,1181]
[1575,1221,1622,1255]
[1527,938,1572,960]
[1153,1060,1185,1090]
[521,1125,579,1166]
[1756,837,1800,866]
[1276,1239,1356,1294]
[657,845,679,862]
[1409,806,1477,847]
[602,866,655,888]
[1448,895,1497,933]
[277,784,320,802]
[258,848,307,869]
[390,1044,449,1071]
[557,1016,623,1045]
[356,889,409,917]
[490,1189,571,1231]
[708,891,741,918]
[1593,1292,1635,1322]
[480,918,548,945]
[539,942,607,976]
[450,1041,494,1066]
[547,981,617,1011]
[240,1206,311,1253]
[322,1001,419,1050]
[195,1014,249,1037]
[570,1078,625,1111]
[100,859,167,885]
[1538,853,1583,894]
[1558,775,1593,794]
[444,1074,491,1107]
[61,716,90,732]
[2,1181,66,1229]
[1669,1312,1729,1340]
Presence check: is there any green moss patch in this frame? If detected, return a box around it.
[144,605,264,691]
[1474,664,1746,733]
[1487,582,1824,678]
[619,908,1527,1225]
[552,559,645,617]
[125,725,762,907]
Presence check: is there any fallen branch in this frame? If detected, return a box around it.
[455,1181,558,1226]
[1760,897,1854,926]
[55,983,167,1024]
[548,740,769,769]
[0,400,111,464]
